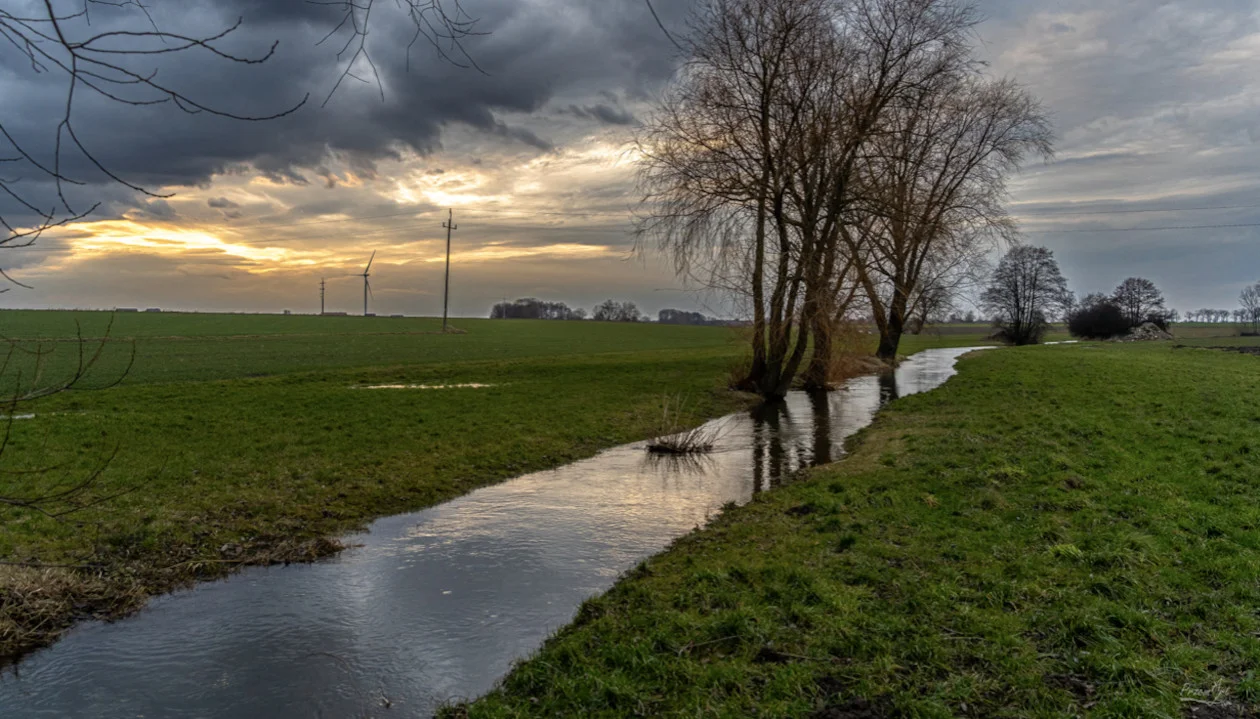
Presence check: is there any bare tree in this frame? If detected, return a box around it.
[1240,282,1260,333]
[638,0,1014,397]
[848,74,1052,361]
[315,0,483,105]
[0,3,310,277]
[592,299,642,322]
[637,0,838,398]
[980,245,1068,345]
[1111,277,1166,326]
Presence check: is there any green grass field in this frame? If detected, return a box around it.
[456,343,1260,718]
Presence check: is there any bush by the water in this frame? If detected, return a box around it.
[1068,302,1131,339]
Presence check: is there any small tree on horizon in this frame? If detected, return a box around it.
[593,299,643,322]
[1240,283,1260,333]
[980,246,1070,346]
[1112,277,1166,326]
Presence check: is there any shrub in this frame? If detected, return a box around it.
[1143,314,1170,332]
[1068,302,1131,339]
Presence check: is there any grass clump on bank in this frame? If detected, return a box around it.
[455,344,1260,718]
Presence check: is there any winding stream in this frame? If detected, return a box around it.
[0,347,985,718]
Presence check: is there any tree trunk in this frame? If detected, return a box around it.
[801,300,832,391]
[876,304,906,362]
[742,183,771,391]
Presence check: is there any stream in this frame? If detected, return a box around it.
[0,346,985,718]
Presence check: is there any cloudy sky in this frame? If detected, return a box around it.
[2,0,1259,318]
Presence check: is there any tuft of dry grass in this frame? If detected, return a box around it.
[647,395,722,455]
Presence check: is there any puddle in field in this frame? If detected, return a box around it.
[0,347,988,719]
[356,383,497,390]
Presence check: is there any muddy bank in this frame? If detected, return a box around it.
[0,535,343,666]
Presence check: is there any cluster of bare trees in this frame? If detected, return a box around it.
[1185,309,1233,323]
[592,299,644,322]
[1236,283,1260,333]
[637,0,1052,399]
[489,298,587,320]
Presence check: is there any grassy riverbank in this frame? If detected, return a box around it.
[457,343,1260,718]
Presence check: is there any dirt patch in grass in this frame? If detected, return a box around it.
[1184,703,1259,719]
[813,697,893,719]
[1194,345,1260,356]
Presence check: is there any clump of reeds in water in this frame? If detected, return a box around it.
[647,395,720,454]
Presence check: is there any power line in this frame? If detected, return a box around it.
[1015,202,1260,217]
[1030,221,1260,234]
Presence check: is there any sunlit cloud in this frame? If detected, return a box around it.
[66,220,306,267]
[421,243,617,263]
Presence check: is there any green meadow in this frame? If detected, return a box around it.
[456,343,1260,718]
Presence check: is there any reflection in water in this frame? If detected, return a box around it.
[0,347,988,719]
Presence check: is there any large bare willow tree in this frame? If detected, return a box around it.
[851,75,1053,360]
[639,0,1047,398]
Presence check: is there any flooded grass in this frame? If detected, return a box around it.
[458,343,1260,718]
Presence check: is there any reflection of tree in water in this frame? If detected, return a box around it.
[751,400,787,493]
[808,391,833,466]
[749,392,842,494]
[878,371,900,407]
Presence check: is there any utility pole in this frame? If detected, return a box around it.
[442,208,457,332]
[320,278,325,315]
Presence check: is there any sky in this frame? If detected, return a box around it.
[2,0,1259,318]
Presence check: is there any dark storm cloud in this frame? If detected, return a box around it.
[562,103,638,125]
[0,0,692,199]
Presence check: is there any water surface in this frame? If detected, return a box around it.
[0,347,984,718]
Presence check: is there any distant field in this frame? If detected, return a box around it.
[1170,322,1260,347]
[0,311,743,385]
[0,310,1026,386]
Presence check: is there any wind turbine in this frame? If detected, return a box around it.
[360,251,375,316]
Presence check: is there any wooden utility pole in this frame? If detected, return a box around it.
[442,208,457,332]
[320,278,325,315]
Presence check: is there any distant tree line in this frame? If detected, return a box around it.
[490,298,587,320]
[488,298,655,322]
[658,309,724,326]
[592,300,643,323]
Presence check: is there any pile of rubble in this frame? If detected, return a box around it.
[1116,322,1174,342]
